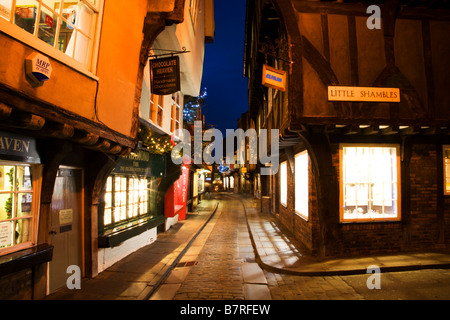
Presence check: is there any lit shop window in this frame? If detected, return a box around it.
[341,145,400,222]
[103,175,153,228]
[0,162,39,254]
[0,0,101,67]
[444,146,450,195]
[294,151,308,220]
[280,161,287,207]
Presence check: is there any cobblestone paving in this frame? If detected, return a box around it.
[173,198,248,300]
[264,273,364,300]
[170,195,365,300]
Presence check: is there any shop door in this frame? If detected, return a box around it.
[48,167,83,294]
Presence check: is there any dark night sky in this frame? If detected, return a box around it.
[200,0,249,136]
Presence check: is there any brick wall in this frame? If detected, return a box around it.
[409,145,439,249]
[274,142,448,257]
[278,152,319,255]
[332,143,444,256]
[0,268,33,300]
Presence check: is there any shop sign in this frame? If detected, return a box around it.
[0,131,40,163]
[25,52,52,82]
[0,222,12,247]
[328,86,400,102]
[262,64,286,92]
[150,56,181,95]
[113,150,166,177]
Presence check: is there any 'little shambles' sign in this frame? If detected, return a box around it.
[328,86,400,103]
[150,56,181,95]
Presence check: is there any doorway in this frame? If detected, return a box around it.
[48,166,83,294]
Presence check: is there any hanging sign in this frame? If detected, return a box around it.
[262,64,286,92]
[150,56,181,95]
[328,86,400,102]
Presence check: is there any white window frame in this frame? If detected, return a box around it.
[0,0,104,78]
[294,150,308,220]
[444,145,450,196]
[280,161,287,207]
[340,144,401,223]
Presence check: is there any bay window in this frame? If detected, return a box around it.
[280,161,287,207]
[340,145,400,222]
[0,0,101,69]
[294,151,308,220]
[0,162,41,255]
[102,175,156,234]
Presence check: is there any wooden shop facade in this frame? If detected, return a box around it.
[244,0,450,257]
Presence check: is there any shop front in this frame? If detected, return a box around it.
[0,131,52,299]
[164,160,190,229]
[97,149,165,272]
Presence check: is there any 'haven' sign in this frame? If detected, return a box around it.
[328,86,400,103]
[262,64,286,92]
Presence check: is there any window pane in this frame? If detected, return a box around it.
[0,166,15,192]
[57,15,75,53]
[14,1,37,35]
[0,193,14,220]
[295,151,308,219]
[280,161,287,206]
[0,221,13,248]
[17,166,32,191]
[15,218,31,244]
[445,147,450,194]
[18,193,32,217]
[104,208,111,225]
[0,0,12,21]
[342,146,399,221]
[37,2,57,46]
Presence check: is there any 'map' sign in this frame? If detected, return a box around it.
[262,64,286,92]
[25,52,52,83]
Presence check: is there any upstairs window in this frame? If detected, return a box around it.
[0,0,101,68]
[340,145,400,222]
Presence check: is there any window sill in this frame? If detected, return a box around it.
[98,215,165,248]
[0,243,53,277]
[340,219,402,224]
[0,19,99,81]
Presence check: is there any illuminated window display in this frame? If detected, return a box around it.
[102,175,155,230]
[341,145,400,222]
[0,162,38,253]
[294,151,308,220]
[280,161,287,206]
[444,146,450,195]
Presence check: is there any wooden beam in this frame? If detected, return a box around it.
[361,125,380,135]
[380,125,399,135]
[71,131,99,146]
[9,110,45,130]
[400,126,420,135]
[0,102,12,120]
[342,125,360,135]
[41,122,74,139]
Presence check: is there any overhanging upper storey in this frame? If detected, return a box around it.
[246,0,450,137]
